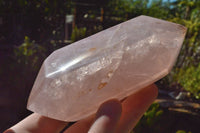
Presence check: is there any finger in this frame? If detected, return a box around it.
[64,100,122,133]
[88,99,122,133]
[63,115,94,133]
[116,84,158,133]
[4,113,68,133]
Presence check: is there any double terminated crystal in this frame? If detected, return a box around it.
[27,16,187,121]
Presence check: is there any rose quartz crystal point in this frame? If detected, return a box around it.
[27,15,187,121]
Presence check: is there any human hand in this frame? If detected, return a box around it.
[4,84,158,133]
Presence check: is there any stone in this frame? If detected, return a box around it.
[27,15,187,122]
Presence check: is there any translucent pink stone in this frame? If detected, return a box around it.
[27,15,187,121]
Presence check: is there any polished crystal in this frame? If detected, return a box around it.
[27,15,187,121]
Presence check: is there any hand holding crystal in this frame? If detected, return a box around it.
[4,84,157,133]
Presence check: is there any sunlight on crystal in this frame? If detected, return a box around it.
[27,16,187,122]
[46,52,92,77]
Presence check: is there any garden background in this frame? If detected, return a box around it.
[0,0,200,132]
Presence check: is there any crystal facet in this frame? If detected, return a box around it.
[27,15,187,121]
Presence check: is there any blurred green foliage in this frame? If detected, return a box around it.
[167,0,200,99]
[71,26,87,42]
[170,0,200,68]
[175,64,200,99]
[176,130,192,133]
[11,36,46,91]
[134,103,163,133]
[143,103,163,126]
[106,0,171,20]
[14,36,46,70]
